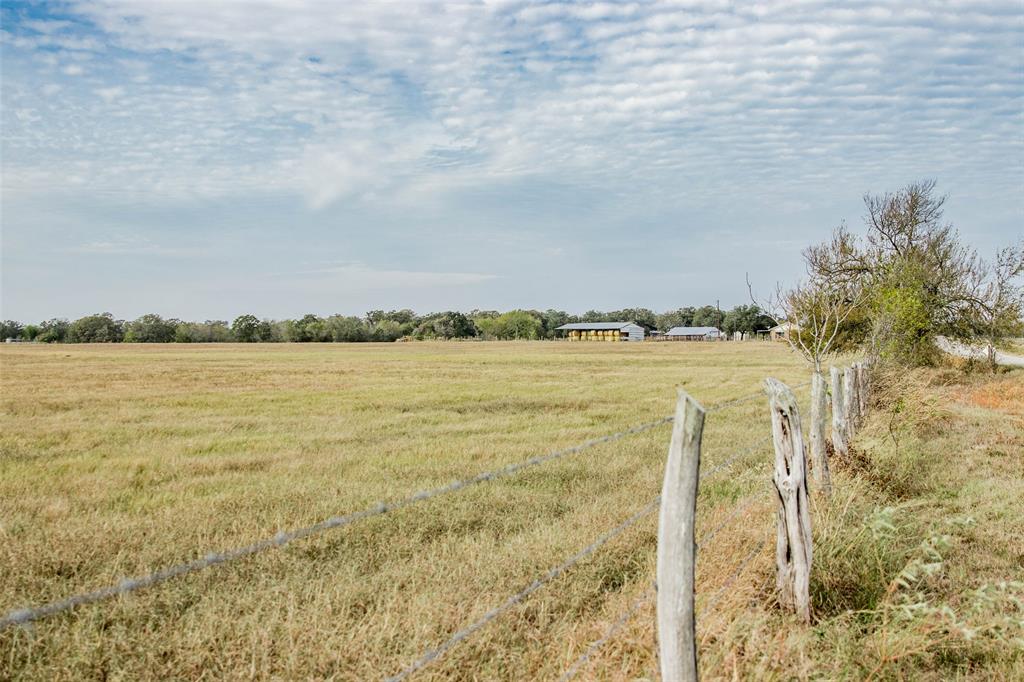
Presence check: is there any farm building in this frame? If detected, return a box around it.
[664,326,723,341]
[556,322,645,342]
[757,323,795,341]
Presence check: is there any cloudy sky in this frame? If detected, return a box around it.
[1,1,1021,321]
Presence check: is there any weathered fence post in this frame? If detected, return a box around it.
[843,366,858,439]
[657,389,705,682]
[765,378,812,623]
[829,366,848,460]
[808,370,831,496]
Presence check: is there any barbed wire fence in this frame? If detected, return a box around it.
[555,365,868,681]
[0,370,854,682]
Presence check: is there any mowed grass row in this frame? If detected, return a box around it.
[0,341,809,680]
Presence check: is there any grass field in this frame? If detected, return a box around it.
[1,341,812,680]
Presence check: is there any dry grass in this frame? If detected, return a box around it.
[698,364,1024,680]
[0,341,809,681]
[3,344,1020,680]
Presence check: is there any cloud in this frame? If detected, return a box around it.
[1,1,1021,320]
[94,86,123,102]
[70,236,195,256]
[0,0,1017,210]
[284,262,498,292]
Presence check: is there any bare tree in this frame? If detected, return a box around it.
[969,243,1024,371]
[749,275,863,496]
[748,275,863,374]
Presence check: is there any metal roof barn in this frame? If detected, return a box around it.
[665,326,723,341]
[555,322,645,342]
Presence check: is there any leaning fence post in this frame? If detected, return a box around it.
[765,378,812,623]
[829,366,848,460]
[843,366,858,439]
[657,389,705,682]
[808,370,831,496]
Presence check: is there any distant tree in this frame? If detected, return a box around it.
[266,320,289,342]
[967,242,1024,371]
[722,305,775,335]
[173,320,232,343]
[1,320,24,340]
[486,310,542,339]
[473,316,501,339]
[124,314,178,343]
[691,305,722,328]
[656,307,695,331]
[370,319,404,342]
[507,310,543,339]
[36,319,69,343]
[613,308,657,330]
[326,315,368,342]
[414,311,476,339]
[174,324,193,343]
[231,314,262,342]
[256,320,274,341]
[22,324,40,341]
[367,309,417,327]
[287,314,329,342]
[540,309,573,338]
[68,313,124,343]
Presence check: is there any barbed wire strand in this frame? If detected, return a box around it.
[383,497,662,682]
[704,380,809,415]
[558,485,769,681]
[700,437,772,480]
[696,494,762,551]
[697,538,768,619]
[0,382,800,631]
[0,417,676,630]
[636,537,770,682]
[557,585,656,682]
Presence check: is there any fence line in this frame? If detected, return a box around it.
[705,381,810,415]
[1,386,790,631]
[386,430,780,681]
[2,378,826,679]
[383,496,662,682]
[0,415,675,630]
[384,376,819,680]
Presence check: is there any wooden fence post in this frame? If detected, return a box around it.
[829,366,848,460]
[764,378,812,623]
[657,389,705,682]
[808,370,831,496]
[843,366,858,438]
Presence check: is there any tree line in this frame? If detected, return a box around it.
[0,305,775,344]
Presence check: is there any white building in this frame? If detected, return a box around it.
[664,326,723,341]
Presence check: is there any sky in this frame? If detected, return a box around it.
[1,0,1022,322]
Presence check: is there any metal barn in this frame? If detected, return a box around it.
[556,322,646,342]
[664,326,723,341]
